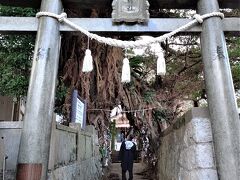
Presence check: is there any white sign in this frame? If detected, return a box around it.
[75,98,84,125]
[71,90,86,129]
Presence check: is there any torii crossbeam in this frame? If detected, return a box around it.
[0,17,239,34]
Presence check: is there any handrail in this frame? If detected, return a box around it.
[1,136,8,180]
[2,155,8,180]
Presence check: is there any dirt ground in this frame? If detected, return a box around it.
[104,162,151,180]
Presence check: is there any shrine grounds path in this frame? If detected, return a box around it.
[104,162,152,180]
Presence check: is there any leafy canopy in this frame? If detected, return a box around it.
[0,5,36,96]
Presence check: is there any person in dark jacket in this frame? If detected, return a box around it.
[119,134,136,180]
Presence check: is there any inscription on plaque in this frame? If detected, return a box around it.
[112,0,149,23]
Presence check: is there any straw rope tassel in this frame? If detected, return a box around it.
[121,57,131,83]
[157,49,166,75]
[82,49,93,72]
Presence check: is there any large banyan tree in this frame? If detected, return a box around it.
[56,8,205,134]
[58,8,159,135]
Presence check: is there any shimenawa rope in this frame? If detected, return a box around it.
[36,11,224,48]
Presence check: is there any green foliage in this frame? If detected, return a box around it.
[232,63,240,89]
[0,6,36,96]
[55,81,68,103]
[0,5,36,16]
[191,90,202,100]
[0,35,35,96]
[143,90,156,103]
[229,38,240,58]
[129,55,144,76]
[54,79,68,114]
[237,98,240,107]
[228,37,240,91]
[109,120,116,151]
[152,109,171,123]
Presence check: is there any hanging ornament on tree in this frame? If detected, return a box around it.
[121,57,131,83]
[121,50,131,83]
[157,48,166,76]
[82,49,93,72]
[82,37,93,72]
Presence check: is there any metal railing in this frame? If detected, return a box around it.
[2,154,8,180]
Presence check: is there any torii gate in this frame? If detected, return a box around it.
[1,0,240,179]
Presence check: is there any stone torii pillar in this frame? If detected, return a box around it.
[198,0,240,179]
[16,0,62,179]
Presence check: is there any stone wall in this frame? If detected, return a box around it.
[48,157,101,180]
[48,123,78,169]
[48,123,102,180]
[158,108,218,180]
[0,120,101,180]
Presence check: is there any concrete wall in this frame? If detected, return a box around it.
[0,122,22,170]
[0,122,22,180]
[158,108,218,180]
[0,121,101,180]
